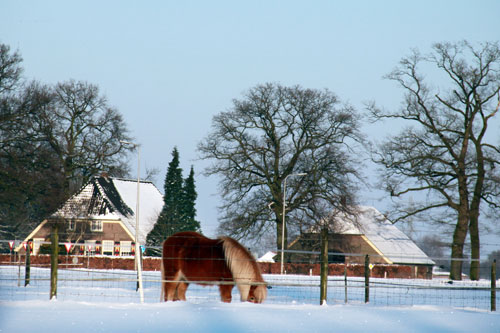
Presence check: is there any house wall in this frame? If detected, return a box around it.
[20,219,134,255]
[288,233,390,265]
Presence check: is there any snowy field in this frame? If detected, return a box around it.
[1,266,499,332]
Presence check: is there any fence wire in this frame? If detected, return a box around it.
[1,264,498,311]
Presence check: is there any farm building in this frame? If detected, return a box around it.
[287,206,434,271]
[16,175,163,256]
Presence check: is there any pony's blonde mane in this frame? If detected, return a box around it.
[220,236,267,303]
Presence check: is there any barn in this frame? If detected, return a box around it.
[16,175,163,256]
[287,205,434,272]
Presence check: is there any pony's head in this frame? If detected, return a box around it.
[247,284,267,303]
[220,236,268,303]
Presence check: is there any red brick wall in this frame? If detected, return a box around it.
[1,254,431,279]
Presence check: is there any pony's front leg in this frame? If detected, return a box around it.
[219,284,233,303]
[175,282,189,301]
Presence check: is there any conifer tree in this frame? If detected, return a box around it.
[146,149,201,256]
[180,166,201,233]
[146,148,183,256]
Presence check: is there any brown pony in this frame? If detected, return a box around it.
[161,231,267,303]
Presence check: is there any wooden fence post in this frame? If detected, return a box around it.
[492,259,497,312]
[344,264,348,304]
[50,224,59,300]
[18,249,21,287]
[319,227,328,305]
[24,240,31,287]
[364,254,370,303]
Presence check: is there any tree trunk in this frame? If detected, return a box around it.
[450,170,470,281]
[469,213,480,281]
[469,144,485,281]
[450,212,468,280]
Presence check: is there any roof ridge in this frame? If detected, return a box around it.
[110,176,155,184]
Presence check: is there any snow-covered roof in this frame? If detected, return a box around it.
[257,251,277,263]
[111,178,163,244]
[313,206,435,265]
[51,176,163,244]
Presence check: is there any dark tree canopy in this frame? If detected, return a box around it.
[0,43,133,245]
[369,41,500,280]
[198,83,363,250]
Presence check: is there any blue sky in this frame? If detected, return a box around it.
[2,0,500,251]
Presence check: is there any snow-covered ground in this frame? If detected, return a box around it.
[1,266,499,332]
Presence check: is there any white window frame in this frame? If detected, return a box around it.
[102,240,114,255]
[33,238,44,255]
[90,220,103,232]
[85,240,96,256]
[120,241,132,256]
[68,220,76,231]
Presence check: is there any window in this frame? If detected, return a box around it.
[33,238,44,255]
[68,220,75,231]
[102,240,114,256]
[85,240,96,256]
[120,241,132,256]
[90,220,103,232]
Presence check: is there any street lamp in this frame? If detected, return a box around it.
[281,172,307,274]
[120,140,144,303]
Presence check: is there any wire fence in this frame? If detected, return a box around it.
[1,252,498,311]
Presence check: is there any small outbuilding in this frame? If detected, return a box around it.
[17,175,163,256]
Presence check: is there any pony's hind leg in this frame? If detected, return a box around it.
[164,271,184,301]
[164,281,178,301]
[219,284,233,303]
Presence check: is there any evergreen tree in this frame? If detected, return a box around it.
[180,166,201,233]
[146,149,201,256]
[146,148,183,256]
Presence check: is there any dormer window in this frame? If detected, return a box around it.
[91,220,103,232]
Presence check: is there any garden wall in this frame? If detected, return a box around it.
[0,254,432,279]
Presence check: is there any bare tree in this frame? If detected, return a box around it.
[198,83,363,251]
[369,41,500,280]
[45,80,133,194]
[0,43,22,95]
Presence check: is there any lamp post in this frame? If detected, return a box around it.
[120,140,144,303]
[281,172,307,275]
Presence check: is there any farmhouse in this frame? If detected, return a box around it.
[17,175,163,256]
[287,205,434,270]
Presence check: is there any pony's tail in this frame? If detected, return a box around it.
[221,236,266,302]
